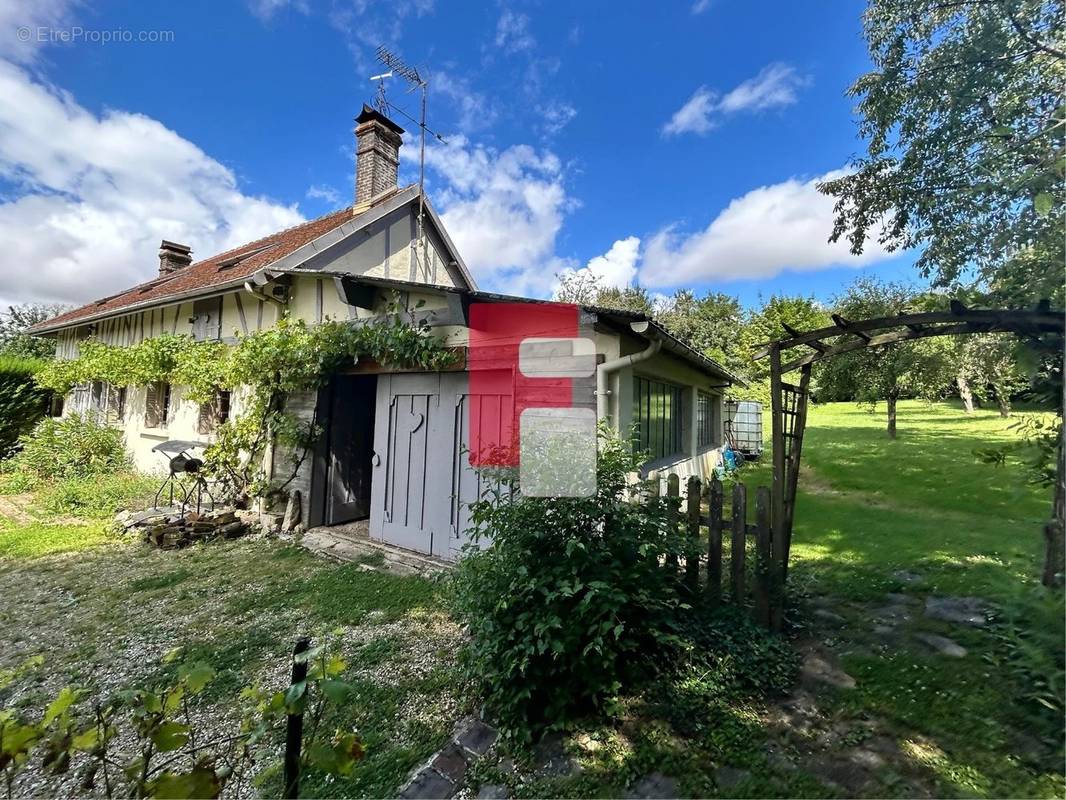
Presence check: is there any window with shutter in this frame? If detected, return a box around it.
[198,390,232,435]
[106,385,126,424]
[145,382,171,428]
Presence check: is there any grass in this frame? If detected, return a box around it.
[0,511,465,797]
[0,400,1061,798]
[463,400,1064,799]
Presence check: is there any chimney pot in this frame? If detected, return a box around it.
[158,240,193,275]
[354,104,405,206]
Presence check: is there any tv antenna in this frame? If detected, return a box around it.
[374,45,432,281]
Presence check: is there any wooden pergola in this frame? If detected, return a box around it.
[754,303,1065,627]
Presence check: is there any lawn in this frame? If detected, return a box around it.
[0,511,467,798]
[0,400,1061,798]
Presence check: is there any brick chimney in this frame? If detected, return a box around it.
[354,104,404,206]
[158,240,192,275]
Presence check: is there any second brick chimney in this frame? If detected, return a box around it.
[158,240,192,275]
[354,104,405,206]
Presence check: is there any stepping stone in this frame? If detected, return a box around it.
[476,785,510,800]
[924,596,988,627]
[455,716,498,756]
[801,652,856,690]
[626,772,680,798]
[533,733,582,778]
[431,743,469,783]
[714,766,751,791]
[399,766,455,799]
[914,632,967,658]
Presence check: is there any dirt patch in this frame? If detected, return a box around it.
[0,493,35,524]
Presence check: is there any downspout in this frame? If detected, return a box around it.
[596,320,662,422]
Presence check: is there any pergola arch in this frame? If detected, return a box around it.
[753,303,1065,628]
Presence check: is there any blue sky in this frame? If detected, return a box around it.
[0,0,920,311]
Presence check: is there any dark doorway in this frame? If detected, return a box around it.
[321,375,377,525]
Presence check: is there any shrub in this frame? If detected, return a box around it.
[450,429,688,741]
[0,356,49,459]
[2,414,130,481]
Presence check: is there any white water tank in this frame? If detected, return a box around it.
[723,400,764,458]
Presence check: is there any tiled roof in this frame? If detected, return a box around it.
[30,205,362,333]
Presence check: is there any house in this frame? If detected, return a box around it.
[30,105,741,561]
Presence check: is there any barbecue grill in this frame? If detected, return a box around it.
[151,440,214,514]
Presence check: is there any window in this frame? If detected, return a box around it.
[633,376,683,461]
[697,392,718,448]
[89,381,125,424]
[106,386,127,424]
[197,389,231,435]
[191,297,223,341]
[145,382,171,428]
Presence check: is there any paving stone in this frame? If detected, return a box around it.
[924,596,989,626]
[476,785,510,799]
[801,651,856,690]
[431,743,469,783]
[714,766,751,791]
[914,632,968,658]
[873,624,896,636]
[626,772,680,798]
[456,716,498,756]
[533,733,582,778]
[399,767,455,800]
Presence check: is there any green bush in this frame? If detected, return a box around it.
[2,414,130,481]
[450,430,688,741]
[0,355,49,459]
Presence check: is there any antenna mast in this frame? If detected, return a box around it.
[374,45,430,281]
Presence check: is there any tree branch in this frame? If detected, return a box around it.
[1002,2,1065,59]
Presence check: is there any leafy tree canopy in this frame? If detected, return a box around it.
[0,303,70,359]
[820,0,1064,302]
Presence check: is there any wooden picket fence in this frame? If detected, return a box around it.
[649,473,785,630]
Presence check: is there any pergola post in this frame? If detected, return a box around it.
[769,344,786,632]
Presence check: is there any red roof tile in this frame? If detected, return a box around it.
[31,205,360,333]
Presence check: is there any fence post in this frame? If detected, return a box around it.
[283,637,311,799]
[666,474,680,573]
[731,482,747,604]
[753,487,772,628]
[707,478,723,604]
[685,476,701,594]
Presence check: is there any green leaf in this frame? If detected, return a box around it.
[320,680,353,704]
[1034,192,1053,216]
[179,663,216,694]
[284,680,307,714]
[71,727,99,752]
[42,687,80,726]
[150,768,221,799]
[151,721,190,752]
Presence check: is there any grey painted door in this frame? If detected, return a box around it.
[370,372,499,560]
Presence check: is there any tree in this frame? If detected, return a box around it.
[819,277,951,438]
[819,0,1064,302]
[0,303,69,359]
[656,290,745,373]
[954,333,1031,416]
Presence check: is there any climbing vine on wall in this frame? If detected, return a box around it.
[35,299,457,500]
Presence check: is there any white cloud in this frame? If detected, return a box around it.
[0,61,304,307]
[691,0,713,13]
[0,0,80,63]
[663,62,808,136]
[245,0,308,22]
[637,169,895,288]
[432,69,497,132]
[494,9,535,53]
[414,134,575,296]
[306,183,342,205]
[555,237,641,295]
[662,87,718,136]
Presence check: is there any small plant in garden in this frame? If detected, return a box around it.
[1,414,130,484]
[451,427,689,742]
[0,639,364,798]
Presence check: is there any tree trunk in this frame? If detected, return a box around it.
[1042,422,1065,587]
[997,393,1011,417]
[887,392,898,439]
[957,374,974,413]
